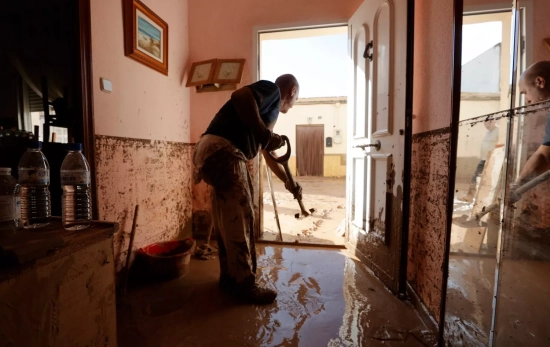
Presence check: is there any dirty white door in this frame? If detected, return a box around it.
[346,0,407,293]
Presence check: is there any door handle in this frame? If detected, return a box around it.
[363,40,374,61]
[353,140,380,151]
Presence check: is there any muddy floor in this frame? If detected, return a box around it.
[447,181,550,345]
[118,245,436,347]
[261,176,346,245]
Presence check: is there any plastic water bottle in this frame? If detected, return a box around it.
[61,143,91,230]
[0,168,21,232]
[18,141,51,229]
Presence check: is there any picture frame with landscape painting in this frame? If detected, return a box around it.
[124,0,168,75]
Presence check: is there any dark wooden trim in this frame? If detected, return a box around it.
[78,0,98,220]
[399,0,415,298]
[439,0,464,344]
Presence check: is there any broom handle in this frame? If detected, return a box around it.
[122,205,139,294]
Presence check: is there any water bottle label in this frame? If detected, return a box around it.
[61,171,90,185]
[0,195,17,222]
[18,169,50,185]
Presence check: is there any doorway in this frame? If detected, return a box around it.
[444,10,514,346]
[257,25,348,246]
[443,0,550,344]
[0,0,96,218]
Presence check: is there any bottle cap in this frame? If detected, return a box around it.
[66,143,83,151]
[27,141,42,149]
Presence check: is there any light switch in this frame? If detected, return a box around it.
[100,78,113,93]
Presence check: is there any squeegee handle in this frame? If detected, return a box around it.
[475,170,550,221]
[266,136,309,217]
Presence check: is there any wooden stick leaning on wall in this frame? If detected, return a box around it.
[122,205,139,295]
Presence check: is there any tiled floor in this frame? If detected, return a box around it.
[118,245,436,347]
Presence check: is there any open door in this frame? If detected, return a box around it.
[346,0,407,293]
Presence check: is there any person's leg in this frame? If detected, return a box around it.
[473,160,486,182]
[461,160,487,202]
[215,225,231,283]
[209,157,276,304]
[211,165,256,286]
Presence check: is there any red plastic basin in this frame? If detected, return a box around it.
[134,238,196,282]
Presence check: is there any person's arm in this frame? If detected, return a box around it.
[262,150,288,182]
[261,121,287,182]
[261,123,303,199]
[516,145,550,185]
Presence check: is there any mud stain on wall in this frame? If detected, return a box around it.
[408,127,452,321]
[95,135,193,272]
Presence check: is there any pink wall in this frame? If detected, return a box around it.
[90,0,193,273]
[188,0,362,142]
[91,0,190,142]
[412,0,454,134]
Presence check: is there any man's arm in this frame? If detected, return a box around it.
[516,145,550,185]
[260,120,303,200]
[262,149,287,182]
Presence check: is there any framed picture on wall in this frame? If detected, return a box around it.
[186,59,217,87]
[124,0,168,75]
[212,59,246,84]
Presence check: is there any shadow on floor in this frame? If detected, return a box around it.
[117,245,436,347]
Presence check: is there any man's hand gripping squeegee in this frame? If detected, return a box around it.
[267,135,315,219]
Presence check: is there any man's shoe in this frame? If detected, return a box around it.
[218,275,234,291]
[219,276,277,304]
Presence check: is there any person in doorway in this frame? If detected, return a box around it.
[513,61,550,188]
[460,119,499,202]
[193,74,302,304]
[507,61,550,259]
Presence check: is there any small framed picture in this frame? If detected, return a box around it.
[186,59,217,87]
[124,0,168,75]
[213,59,246,84]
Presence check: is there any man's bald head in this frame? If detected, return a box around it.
[519,61,550,104]
[275,74,300,114]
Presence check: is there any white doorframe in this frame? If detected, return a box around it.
[253,21,349,242]
[252,20,349,82]
[464,0,533,67]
